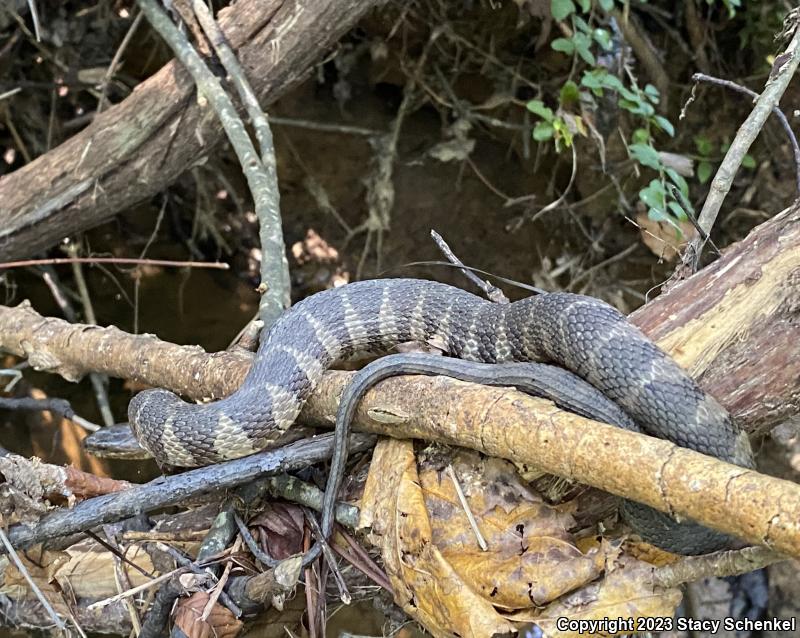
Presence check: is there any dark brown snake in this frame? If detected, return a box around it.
[128,278,755,555]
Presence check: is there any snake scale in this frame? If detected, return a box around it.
[129,278,755,554]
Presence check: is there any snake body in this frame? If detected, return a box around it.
[129,278,755,553]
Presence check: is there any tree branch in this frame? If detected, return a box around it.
[0,0,384,261]
[677,16,800,274]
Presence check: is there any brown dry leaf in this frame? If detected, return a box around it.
[173,591,243,638]
[1,546,71,615]
[360,443,610,637]
[420,452,606,609]
[510,556,682,637]
[54,539,155,599]
[444,540,605,610]
[2,539,157,604]
[249,502,305,559]
[635,211,698,261]
[360,438,516,638]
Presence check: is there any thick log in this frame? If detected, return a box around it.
[632,205,800,434]
[0,0,383,261]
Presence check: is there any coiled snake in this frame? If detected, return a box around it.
[128,278,754,554]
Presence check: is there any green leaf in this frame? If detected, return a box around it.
[643,83,660,102]
[598,0,615,11]
[697,160,713,184]
[592,28,613,50]
[653,115,675,137]
[572,32,596,65]
[533,121,555,141]
[668,201,689,221]
[647,207,669,222]
[576,0,591,12]
[559,80,580,106]
[580,70,604,90]
[694,135,713,156]
[620,98,654,117]
[629,143,662,171]
[741,154,757,169]
[526,99,554,121]
[665,167,689,198]
[551,37,576,55]
[639,179,666,209]
[573,16,590,32]
[650,207,683,231]
[551,0,576,21]
[553,118,575,148]
[616,84,640,102]
[632,128,651,144]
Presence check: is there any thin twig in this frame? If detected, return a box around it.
[269,116,380,137]
[233,512,279,568]
[430,230,508,303]
[97,11,144,113]
[149,543,242,617]
[652,545,786,588]
[691,72,800,196]
[189,0,288,328]
[25,0,41,42]
[335,529,392,591]
[0,397,101,432]
[88,566,189,610]
[67,244,115,427]
[679,16,800,273]
[136,0,290,325]
[507,144,578,231]
[101,527,143,635]
[446,464,488,551]
[0,257,229,270]
[200,537,240,621]
[304,511,351,604]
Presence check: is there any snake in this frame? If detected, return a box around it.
[128,277,755,555]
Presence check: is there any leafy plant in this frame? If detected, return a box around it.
[527,1,710,227]
[526,87,587,151]
[694,135,756,185]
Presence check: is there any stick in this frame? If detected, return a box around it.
[0,257,229,270]
[691,72,800,196]
[678,14,800,273]
[2,434,375,550]
[136,0,290,327]
[190,0,289,327]
[429,230,508,304]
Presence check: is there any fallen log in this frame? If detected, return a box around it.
[0,0,383,261]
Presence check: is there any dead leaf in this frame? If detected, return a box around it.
[359,443,611,637]
[420,452,606,609]
[361,439,516,638]
[635,211,698,262]
[173,591,242,638]
[510,556,682,637]
[249,502,305,559]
